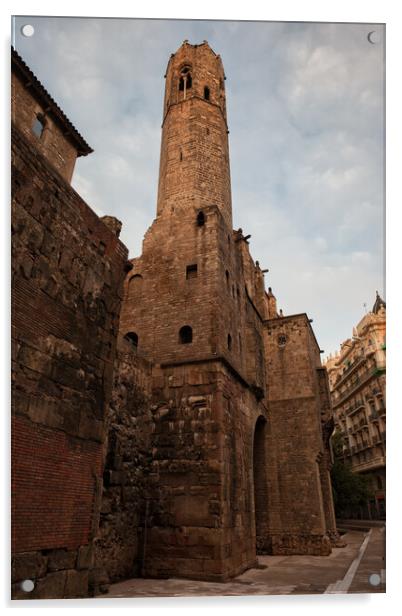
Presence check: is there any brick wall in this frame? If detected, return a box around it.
[11,124,128,599]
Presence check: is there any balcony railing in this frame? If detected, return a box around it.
[352,455,385,472]
[333,367,378,407]
[334,354,365,388]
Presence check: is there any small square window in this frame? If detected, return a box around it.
[186,264,197,279]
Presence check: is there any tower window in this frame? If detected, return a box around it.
[227,334,232,351]
[196,211,205,226]
[225,270,229,286]
[124,332,138,350]
[186,264,198,279]
[179,67,192,95]
[179,149,183,162]
[32,113,46,138]
[179,326,193,344]
[204,86,210,100]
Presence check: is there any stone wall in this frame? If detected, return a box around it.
[11,124,128,599]
[93,346,153,589]
[138,360,261,581]
[264,314,332,555]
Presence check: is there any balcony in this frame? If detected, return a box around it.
[369,412,379,421]
[334,354,365,388]
[333,367,379,408]
[346,399,366,416]
[359,417,368,427]
[352,455,385,472]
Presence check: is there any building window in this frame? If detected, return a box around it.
[124,331,138,350]
[179,325,192,344]
[196,211,205,226]
[32,113,46,138]
[179,66,192,97]
[278,334,287,347]
[225,270,229,286]
[186,264,198,279]
[227,334,232,351]
[204,86,210,100]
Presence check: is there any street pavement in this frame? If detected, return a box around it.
[102,526,385,598]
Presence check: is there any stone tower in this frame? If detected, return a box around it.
[117,41,339,582]
[120,40,257,384]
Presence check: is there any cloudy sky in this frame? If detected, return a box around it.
[12,17,385,356]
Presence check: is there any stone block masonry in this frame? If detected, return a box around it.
[11,123,128,599]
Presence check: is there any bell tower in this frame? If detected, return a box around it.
[116,40,338,583]
[156,40,232,229]
[120,41,242,368]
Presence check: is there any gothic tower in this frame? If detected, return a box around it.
[157,40,231,227]
[117,41,338,582]
[120,40,261,386]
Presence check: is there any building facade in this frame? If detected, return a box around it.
[11,41,342,598]
[324,293,386,519]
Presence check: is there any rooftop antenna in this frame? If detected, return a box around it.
[363,302,367,314]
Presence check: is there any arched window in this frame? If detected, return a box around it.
[179,325,193,344]
[128,274,143,300]
[179,66,192,97]
[227,334,232,351]
[204,86,210,100]
[225,270,229,287]
[124,332,138,350]
[196,211,205,226]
